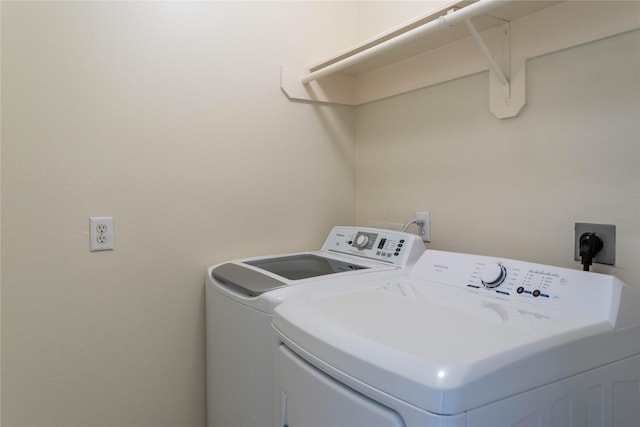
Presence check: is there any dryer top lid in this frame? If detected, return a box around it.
[273,250,640,414]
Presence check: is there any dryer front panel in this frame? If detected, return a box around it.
[277,345,404,427]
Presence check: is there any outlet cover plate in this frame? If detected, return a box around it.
[574,222,615,265]
[90,216,114,251]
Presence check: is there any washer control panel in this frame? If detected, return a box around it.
[413,250,621,315]
[323,226,425,266]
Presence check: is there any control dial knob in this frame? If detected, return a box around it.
[354,234,369,249]
[480,263,507,288]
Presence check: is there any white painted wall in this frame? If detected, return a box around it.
[1,2,357,426]
[356,1,453,40]
[2,1,639,426]
[0,2,3,423]
[356,29,640,289]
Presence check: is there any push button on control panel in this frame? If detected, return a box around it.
[394,239,404,256]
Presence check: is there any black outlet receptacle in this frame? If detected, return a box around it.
[574,223,616,266]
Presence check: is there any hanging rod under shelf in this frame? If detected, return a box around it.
[300,0,511,84]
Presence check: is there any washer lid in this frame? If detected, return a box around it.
[273,252,640,415]
[212,254,369,297]
[245,254,368,280]
[211,263,287,297]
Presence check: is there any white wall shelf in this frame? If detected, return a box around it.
[281,0,640,119]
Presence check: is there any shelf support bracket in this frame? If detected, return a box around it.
[464,18,524,118]
[464,18,510,88]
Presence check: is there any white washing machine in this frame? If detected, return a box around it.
[205,226,425,427]
[273,249,640,427]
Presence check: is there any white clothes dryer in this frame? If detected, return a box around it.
[205,226,425,427]
[274,249,640,427]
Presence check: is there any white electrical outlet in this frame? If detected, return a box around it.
[416,211,430,242]
[90,216,114,251]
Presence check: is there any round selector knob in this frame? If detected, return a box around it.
[480,263,507,288]
[354,234,369,249]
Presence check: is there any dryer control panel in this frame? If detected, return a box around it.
[411,250,630,322]
[323,226,424,267]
